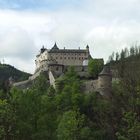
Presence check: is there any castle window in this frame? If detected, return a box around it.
[56,67,59,71]
[68,57,70,59]
[60,57,62,59]
[56,57,57,59]
[79,57,81,60]
[75,57,76,59]
[64,57,66,59]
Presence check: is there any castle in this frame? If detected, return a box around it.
[35,43,90,71]
[13,43,112,98]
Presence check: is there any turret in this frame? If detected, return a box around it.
[86,45,89,51]
[40,45,46,53]
[82,45,90,66]
[98,66,112,98]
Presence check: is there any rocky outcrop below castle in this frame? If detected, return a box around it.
[13,65,112,98]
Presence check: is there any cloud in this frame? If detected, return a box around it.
[47,9,140,60]
[0,29,34,58]
[0,10,53,73]
[0,0,140,73]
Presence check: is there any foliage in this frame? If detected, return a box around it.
[88,58,104,79]
[57,110,85,140]
[108,45,140,140]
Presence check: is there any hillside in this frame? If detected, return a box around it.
[107,46,140,80]
[0,63,31,89]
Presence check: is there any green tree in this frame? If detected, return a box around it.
[57,110,86,140]
[0,99,16,140]
[116,112,140,140]
[88,59,104,78]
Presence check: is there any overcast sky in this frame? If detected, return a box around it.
[0,0,140,73]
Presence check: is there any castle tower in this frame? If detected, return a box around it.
[98,66,112,98]
[52,42,59,50]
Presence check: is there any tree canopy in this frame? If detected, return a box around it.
[0,50,140,140]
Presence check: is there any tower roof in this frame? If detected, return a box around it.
[51,42,59,50]
[86,45,89,49]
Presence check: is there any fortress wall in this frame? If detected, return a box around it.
[29,72,40,81]
[13,79,32,89]
[35,60,48,73]
[49,65,63,74]
[78,71,88,77]
[63,65,88,72]
[13,80,30,86]
[73,66,88,72]
[30,65,49,81]
[83,80,98,93]
[50,52,88,66]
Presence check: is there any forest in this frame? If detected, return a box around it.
[0,46,140,140]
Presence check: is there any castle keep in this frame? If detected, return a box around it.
[13,43,112,98]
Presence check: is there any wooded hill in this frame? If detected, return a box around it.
[0,64,31,90]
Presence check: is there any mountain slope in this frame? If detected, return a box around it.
[0,64,31,89]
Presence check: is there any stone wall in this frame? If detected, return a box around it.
[82,80,98,94]
[48,64,64,75]
[13,79,32,89]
